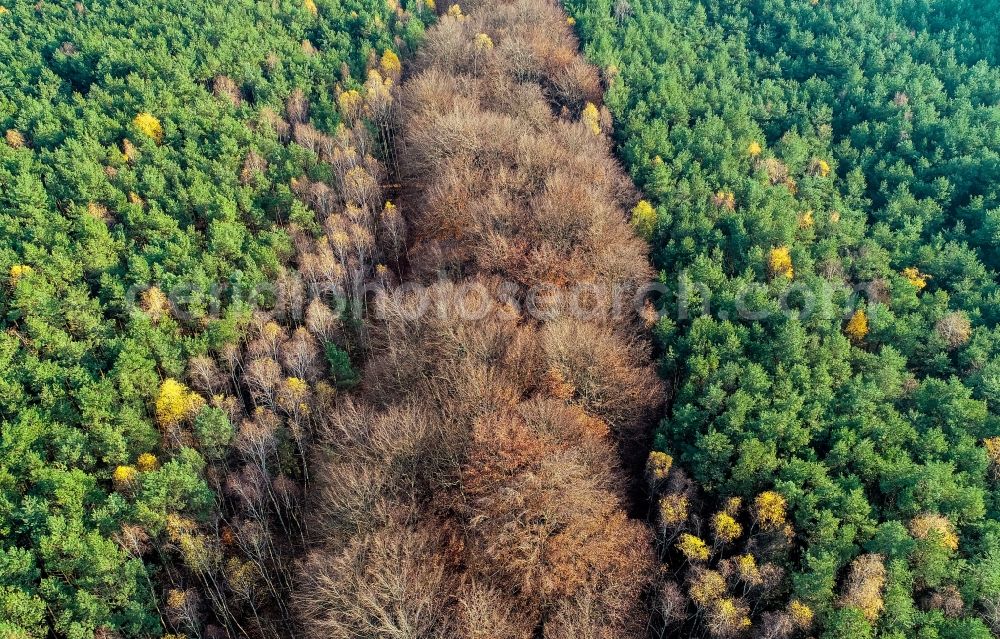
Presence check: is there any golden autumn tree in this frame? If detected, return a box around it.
[809,157,831,177]
[712,190,735,210]
[734,554,762,586]
[112,465,139,491]
[474,32,493,51]
[581,102,601,135]
[902,266,929,290]
[838,553,886,622]
[845,309,869,342]
[338,89,363,122]
[788,599,814,630]
[659,493,689,532]
[711,511,742,545]
[133,112,164,144]
[136,453,158,472]
[9,264,32,285]
[277,376,311,425]
[768,246,794,279]
[380,49,402,79]
[155,379,205,429]
[677,533,710,562]
[707,597,751,638]
[798,209,814,229]
[754,491,787,531]
[141,286,170,323]
[121,138,137,162]
[689,569,726,608]
[645,450,672,489]
[631,199,657,239]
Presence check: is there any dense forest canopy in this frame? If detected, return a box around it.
[5,0,1000,636]
[565,0,1000,636]
[0,0,425,636]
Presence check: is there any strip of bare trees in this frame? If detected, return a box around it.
[150,74,405,637]
[294,1,666,637]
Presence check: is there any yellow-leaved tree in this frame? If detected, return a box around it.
[902,266,929,290]
[113,465,138,490]
[141,286,169,323]
[798,210,814,229]
[155,379,205,428]
[711,511,742,544]
[754,491,787,531]
[581,102,601,135]
[689,569,726,607]
[676,533,710,562]
[631,199,657,239]
[734,554,761,585]
[839,553,886,622]
[768,246,794,279]
[708,597,751,637]
[712,190,735,210]
[338,89,363,121]
[137,453,159,472]
[788,600,814,629]
[810,157,831,177]
[9,264,32,285]
[659,493,688,530]
[380,49,402,79]
[5,128,24,148]
[474,32,493,51]
[133,112,163,144]
[645,450,672,487]
[845,309,869,342]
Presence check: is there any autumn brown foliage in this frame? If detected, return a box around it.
[294,0,663,637]
[399,3,648,293]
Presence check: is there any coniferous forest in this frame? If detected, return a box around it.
[565,0,1000,637]
[1,0,999,638]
